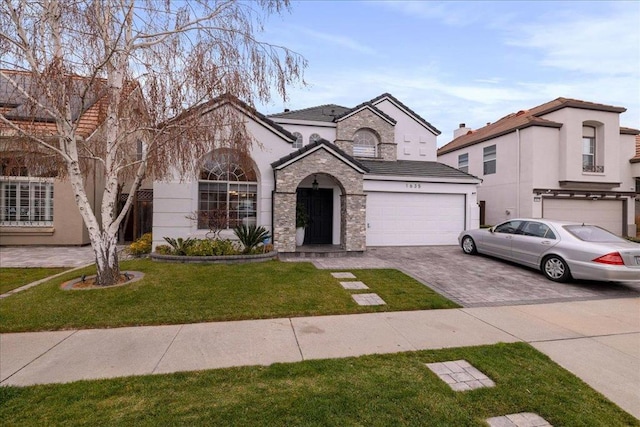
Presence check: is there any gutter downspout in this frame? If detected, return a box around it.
[516,128,521,217]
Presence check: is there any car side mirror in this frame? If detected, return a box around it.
[488,227,494,233]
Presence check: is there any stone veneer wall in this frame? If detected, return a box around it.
[273,148,366,253]
[335,109,396,161]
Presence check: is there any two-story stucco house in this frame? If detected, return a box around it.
[437,97,639,237]
[152,93,481,254]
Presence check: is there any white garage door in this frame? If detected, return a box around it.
[366,192,465,246]
[542,198,623,235]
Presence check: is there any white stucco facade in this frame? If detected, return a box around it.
[152,93,481,251]
[437,99,639,236]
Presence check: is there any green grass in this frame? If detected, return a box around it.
[0,260,458,333]
[0,268,68,294]
[1,343,636,426]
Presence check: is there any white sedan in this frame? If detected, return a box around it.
[458,218,640,283]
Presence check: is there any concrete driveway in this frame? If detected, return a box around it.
[365,246,640,307]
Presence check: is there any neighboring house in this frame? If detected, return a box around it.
[437,97,639,237]
[0,70,152,246]
[631,135,640,236]
[152,93,481,253]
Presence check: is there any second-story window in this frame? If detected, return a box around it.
[292,132,303,149]
[309,133,321,144]
[483,145,496,175]
[458,153,469,173]
[353,129,379,158]
[582,125,598,172]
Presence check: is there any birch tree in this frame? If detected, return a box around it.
[0,0,305,286]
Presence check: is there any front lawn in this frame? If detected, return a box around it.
[0,268,68,294]
[0,259,458,333]
[1,343,636,426]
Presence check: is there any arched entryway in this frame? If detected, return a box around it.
[296,173,341,245]
[271,141,367,253]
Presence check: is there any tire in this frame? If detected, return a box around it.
[542,255,571,282]
[461,236,477,255]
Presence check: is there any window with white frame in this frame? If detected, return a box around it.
[198,149,257,229]
[458,153,469,173]
[0,179,54,226]
[292,132,303,149]
[309,133,321,144]
[483,145,496,175]
[582,125,601,172]
[353,129,379,158]
[1,157,55,226]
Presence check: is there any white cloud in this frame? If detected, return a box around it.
[506,6,640,76]
[289,26,378,56]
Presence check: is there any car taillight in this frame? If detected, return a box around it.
[592,252,624,265]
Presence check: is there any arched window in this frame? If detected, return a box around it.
[353,129,379,158]
[198,150,257,229]
[582,122,604,173]
[292,132,303,149]
[309,133,321,144]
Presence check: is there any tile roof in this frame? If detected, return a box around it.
[438,97,627,155]
[359,159,481,181]
[369,93,441,135]
[0,69,106,123]
[333,100,397,125]
[271,138,369,172]
[268,104,350,122]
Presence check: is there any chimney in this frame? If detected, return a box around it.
[453,123,472,139]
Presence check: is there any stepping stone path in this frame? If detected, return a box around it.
[331,272,386,306]
[340,281,369,290]
[486,412,552,427]
[352,293,386,306]
[426,359,495,391]
[331,272,356,279]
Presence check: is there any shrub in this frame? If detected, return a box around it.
[233,224,270,254]
[128,233,152,256]
[163,237,195,256]
[154,244,174,255]
[184,239,242,256]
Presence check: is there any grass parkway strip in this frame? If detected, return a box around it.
[1,343,637,426]
[0,260,458,333]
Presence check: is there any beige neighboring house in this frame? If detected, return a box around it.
[0,70,151,246]
[437,97,639,237]
[631,135,640,236]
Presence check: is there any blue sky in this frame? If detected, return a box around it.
[258,1,640,145]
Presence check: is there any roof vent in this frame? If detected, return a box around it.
[284,108,290,112]
[516,110,527,116]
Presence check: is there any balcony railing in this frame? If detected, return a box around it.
[583,165,604,173]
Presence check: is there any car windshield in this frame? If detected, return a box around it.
[564,225,626,243]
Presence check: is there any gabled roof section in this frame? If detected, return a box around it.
[334,100,397,126]
[271,138,369,173]
[360,159,481,182]
[268,104,350,122]
[188,93,296,143]
[437,97,627,155]
[369,93,441,135]
[1,69,107,123]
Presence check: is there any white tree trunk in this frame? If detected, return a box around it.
[93,233,120,286]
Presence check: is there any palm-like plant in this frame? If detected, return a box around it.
[233,224,270,254]
[163,237,195,256]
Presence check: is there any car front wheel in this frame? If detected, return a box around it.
[461,236,477,255]
[542,255,571,282]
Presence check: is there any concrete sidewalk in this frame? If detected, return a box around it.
[1,298,638,419]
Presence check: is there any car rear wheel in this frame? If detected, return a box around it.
[461,236,477,255]
[542,255,571,282]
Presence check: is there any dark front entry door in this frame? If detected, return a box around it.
[297,189,333,244]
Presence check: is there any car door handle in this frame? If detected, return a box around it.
[540,240,552,245]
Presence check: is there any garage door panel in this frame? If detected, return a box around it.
[366,193,465,246]
[542,198,623,235]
